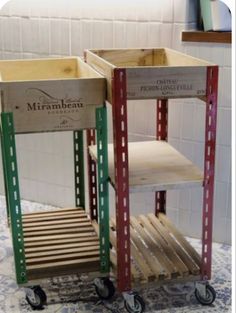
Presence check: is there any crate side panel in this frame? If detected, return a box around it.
[2,79,105,133]
[77,58,105,78]
[164,48,213,66]
[96,49,155,67]
[0,58,79,81]
[126,66,207,99]
[85,50,114,103]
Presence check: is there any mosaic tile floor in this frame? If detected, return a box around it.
[0,196,231,313]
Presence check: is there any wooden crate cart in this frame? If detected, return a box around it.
[86,48,218,312]
[0,57,114,309]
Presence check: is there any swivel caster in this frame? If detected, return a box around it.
[25,285,47,310]
[195,283,216,305]
[94,277,115,300]
[123,292,145,313]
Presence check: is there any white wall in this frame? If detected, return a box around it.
[0,0,231,244]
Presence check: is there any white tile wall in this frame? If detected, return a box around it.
[160,23,173,48]
[217,108,231,146]
[215,145,231,183]
[162,0,174,23]
[50,19,70,55]
[0,0,232,244]
[5,17,21,51]
[113,22,126,48]
[193,103,205,142]
[174,0,188,23]
[147,23,161,47]
[180,102,195,141]
[71,20,82,55]
[219,67,231,108]
[22,17,40,53]
[39,19,50,54]
[136,23,148,47]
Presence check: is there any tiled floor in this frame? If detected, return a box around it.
[0,196,231,313]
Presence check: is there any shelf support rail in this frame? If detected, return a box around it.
[201,66,218,280]
[74,130,85,208]
[155,99,168,215]
[87,129,98,221]
[112,68,131,292]
[0,112,27,284]
[96,106,110,273]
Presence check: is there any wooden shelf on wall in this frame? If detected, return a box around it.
[182,31,231,44]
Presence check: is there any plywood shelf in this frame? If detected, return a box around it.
[23,208,100,280]
[89,141,203,193]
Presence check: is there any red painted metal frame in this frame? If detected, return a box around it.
[112,68,131,292]
[155,99,168,216]
[87,129,98,221]
[156,99,168,141]
[155,191,167,215]
[201,66,218,280]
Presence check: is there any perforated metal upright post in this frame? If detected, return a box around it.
[96,106,110,273]
[201,66,218,280]
[74,130,85,208]
[155,99,168,215]
[0,124,10,220]
[0,112,27,284]
[87,129,98,221]
[112,69,131,292]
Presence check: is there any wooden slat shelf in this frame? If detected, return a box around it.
[89,141,203,193]
[182,31,232,44]
[93,213,201,284]
[22,208,100,280]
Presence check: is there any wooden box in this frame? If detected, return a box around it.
[85,48,214,101]
[0,58,106,133]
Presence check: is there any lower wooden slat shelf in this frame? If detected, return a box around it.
[22,207,87,220]
[23,208,100,280]
[23,208,201,284]
[93,213,201,285]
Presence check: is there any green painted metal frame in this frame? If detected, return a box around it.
[0,123,10,220]
[0,108,109,285]
[0,112,27,284]
[96,106,110,273]
[73,130,85,208]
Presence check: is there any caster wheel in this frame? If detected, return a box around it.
[26,286,47,310]
[195,284,216,305]
[95,278,115,300]
[124,294,145,313]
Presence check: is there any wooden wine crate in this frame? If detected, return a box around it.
[85,48,215,102]
[0,57,106,133]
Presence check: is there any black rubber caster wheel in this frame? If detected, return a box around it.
[95,278,115,300]
[195,284,216,305]
[124,294,145,313]
[26,286,47,310]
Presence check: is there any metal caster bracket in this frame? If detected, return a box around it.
[25,285,47,310]
[25,287,36,304]
[123,292,136,310]
[94,278,105,290]
[195,282,208,299]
